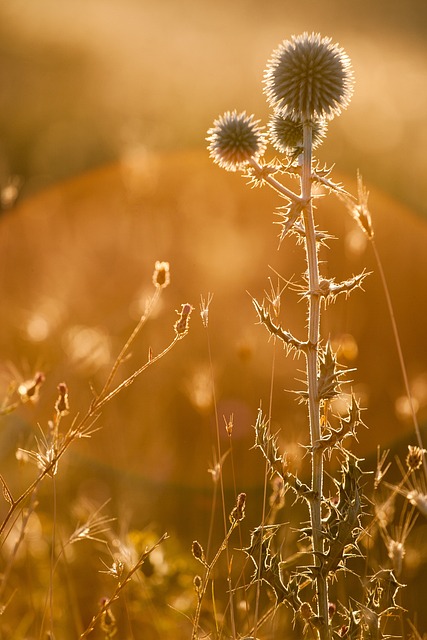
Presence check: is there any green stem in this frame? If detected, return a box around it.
[302,121,329,639]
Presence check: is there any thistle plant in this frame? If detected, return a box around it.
[206,32,386,639]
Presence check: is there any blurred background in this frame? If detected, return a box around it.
[1,0,427,212]
[0,0,427,635]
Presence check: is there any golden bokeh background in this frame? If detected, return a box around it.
[1,1,427,636]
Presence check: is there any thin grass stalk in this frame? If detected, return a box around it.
[302,121,329,638]
[191,520,238,640]
[79,533,168,639]
[206,330,237,637]
[370,239,427,476]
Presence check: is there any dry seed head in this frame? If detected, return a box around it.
[191,540,206,564]
[406,445,426,472]
[17,371,45,404]
[174,303,193,337]
[264,32,354,121]
[193,574,203,595]
[152,260,170,289]
[55,382,70,417]
[354,172,374,238]
[199,292,213,328]
[230,492,246,523]
[207,110,267,172]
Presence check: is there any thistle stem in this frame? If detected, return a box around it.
[302,121,329,639]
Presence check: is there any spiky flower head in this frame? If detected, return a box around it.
[264,32,354,121]
[207,110,267,172]
[268,112,328,156]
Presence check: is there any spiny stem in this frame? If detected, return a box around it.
[302,121,329,639]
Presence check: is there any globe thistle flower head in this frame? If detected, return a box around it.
[268,112,328,156]
[264,32,354,121]
[207,110,267,172]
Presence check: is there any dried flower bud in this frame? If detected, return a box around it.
[193,574,203,595]
[174,303,193,338]
[152,260,170,289]
[18,372,45,404]
[207,110,267,172]
[191,540,206,564]
[406,445,425,472]
[55,382,70,416]
[328,602,337,618]
[264,32,354,121]
[230,492,246,523]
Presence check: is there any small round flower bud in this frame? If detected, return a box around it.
[193,574,203,595]
[264,32,354,121]
[207,110,267,172]
[229,492,246,523]
[152,261,170,289]
[268,112,328,157]
[191,540,206,564]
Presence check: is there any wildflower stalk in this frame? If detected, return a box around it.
[191,494,246,640]
[302,121,329,636]
[79,532,168,638]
